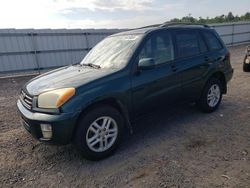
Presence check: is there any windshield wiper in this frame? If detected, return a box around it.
[81,63,101,69]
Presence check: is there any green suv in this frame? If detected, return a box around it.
[17,23,233,160]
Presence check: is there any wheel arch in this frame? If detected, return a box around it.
[207,71,227,94]
[72,97,133,140]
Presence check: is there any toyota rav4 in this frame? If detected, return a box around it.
[17,23,233,160]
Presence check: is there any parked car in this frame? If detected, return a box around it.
[17,23,233,160]
[243,45,250,72]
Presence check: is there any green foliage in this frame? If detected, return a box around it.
[170,12,250,24]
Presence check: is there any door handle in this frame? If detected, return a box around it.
[199,61,213,68]
[199,64,208,68]
[204,56,216,62]
[171,65,178,72]
[204,56,211,62]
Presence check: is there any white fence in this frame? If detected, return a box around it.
[212,22,250,45]
[0,29,126,75]
[0,22,249,76]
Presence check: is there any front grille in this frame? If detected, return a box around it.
[20,90,33,110]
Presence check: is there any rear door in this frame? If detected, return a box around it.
[173,29,210,99]
[201,30,226,67]
[131,31,181,115]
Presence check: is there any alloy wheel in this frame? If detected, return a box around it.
[207,84,221,107]
[86,116,118,152]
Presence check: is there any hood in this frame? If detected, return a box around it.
[25,65,116,95]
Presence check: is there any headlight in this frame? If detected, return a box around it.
[38,88,75,109]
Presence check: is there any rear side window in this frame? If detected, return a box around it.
[198,34,208,53]
[202,31,222,51]
[175,31,200,58]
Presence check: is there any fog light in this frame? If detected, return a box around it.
[245,58,250,64]
[40,124,52,139]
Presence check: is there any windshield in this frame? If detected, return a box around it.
[80,34,143,69]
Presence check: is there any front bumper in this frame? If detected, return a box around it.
[17,99,80,145]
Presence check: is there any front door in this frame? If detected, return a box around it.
[131,31,181,116]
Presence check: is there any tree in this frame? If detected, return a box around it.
[244,12,250,20]
[227,12,234,21]
[168,12,250,24]
[198,17,206,24]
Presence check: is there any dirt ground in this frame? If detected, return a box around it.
[0,44,250,188]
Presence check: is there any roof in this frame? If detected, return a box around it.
[113,22,212,36]
[112,27,155,36]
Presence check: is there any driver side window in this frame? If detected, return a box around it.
[139,32,174,65]
[139,38,153,60]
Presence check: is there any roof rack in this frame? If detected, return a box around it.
[159,22,210,28]
[137,24,161,29]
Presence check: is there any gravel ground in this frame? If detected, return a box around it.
[0,44,250,188]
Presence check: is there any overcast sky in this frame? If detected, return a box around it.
[0,0,249,29]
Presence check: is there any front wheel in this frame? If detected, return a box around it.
[73,105,124,160]
[197,78,223,113]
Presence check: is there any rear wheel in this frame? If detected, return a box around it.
[73,105,124,160]
[197,77,223,113]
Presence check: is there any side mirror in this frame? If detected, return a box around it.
[138,58,155,70]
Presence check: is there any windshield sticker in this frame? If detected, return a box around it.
[123,35,140,41]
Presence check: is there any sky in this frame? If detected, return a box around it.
[0,0,249,29]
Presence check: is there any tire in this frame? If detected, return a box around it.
[197,77,223,113]
[243,56,250,72]
[73,105,124,161]
[243,63,250,72]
